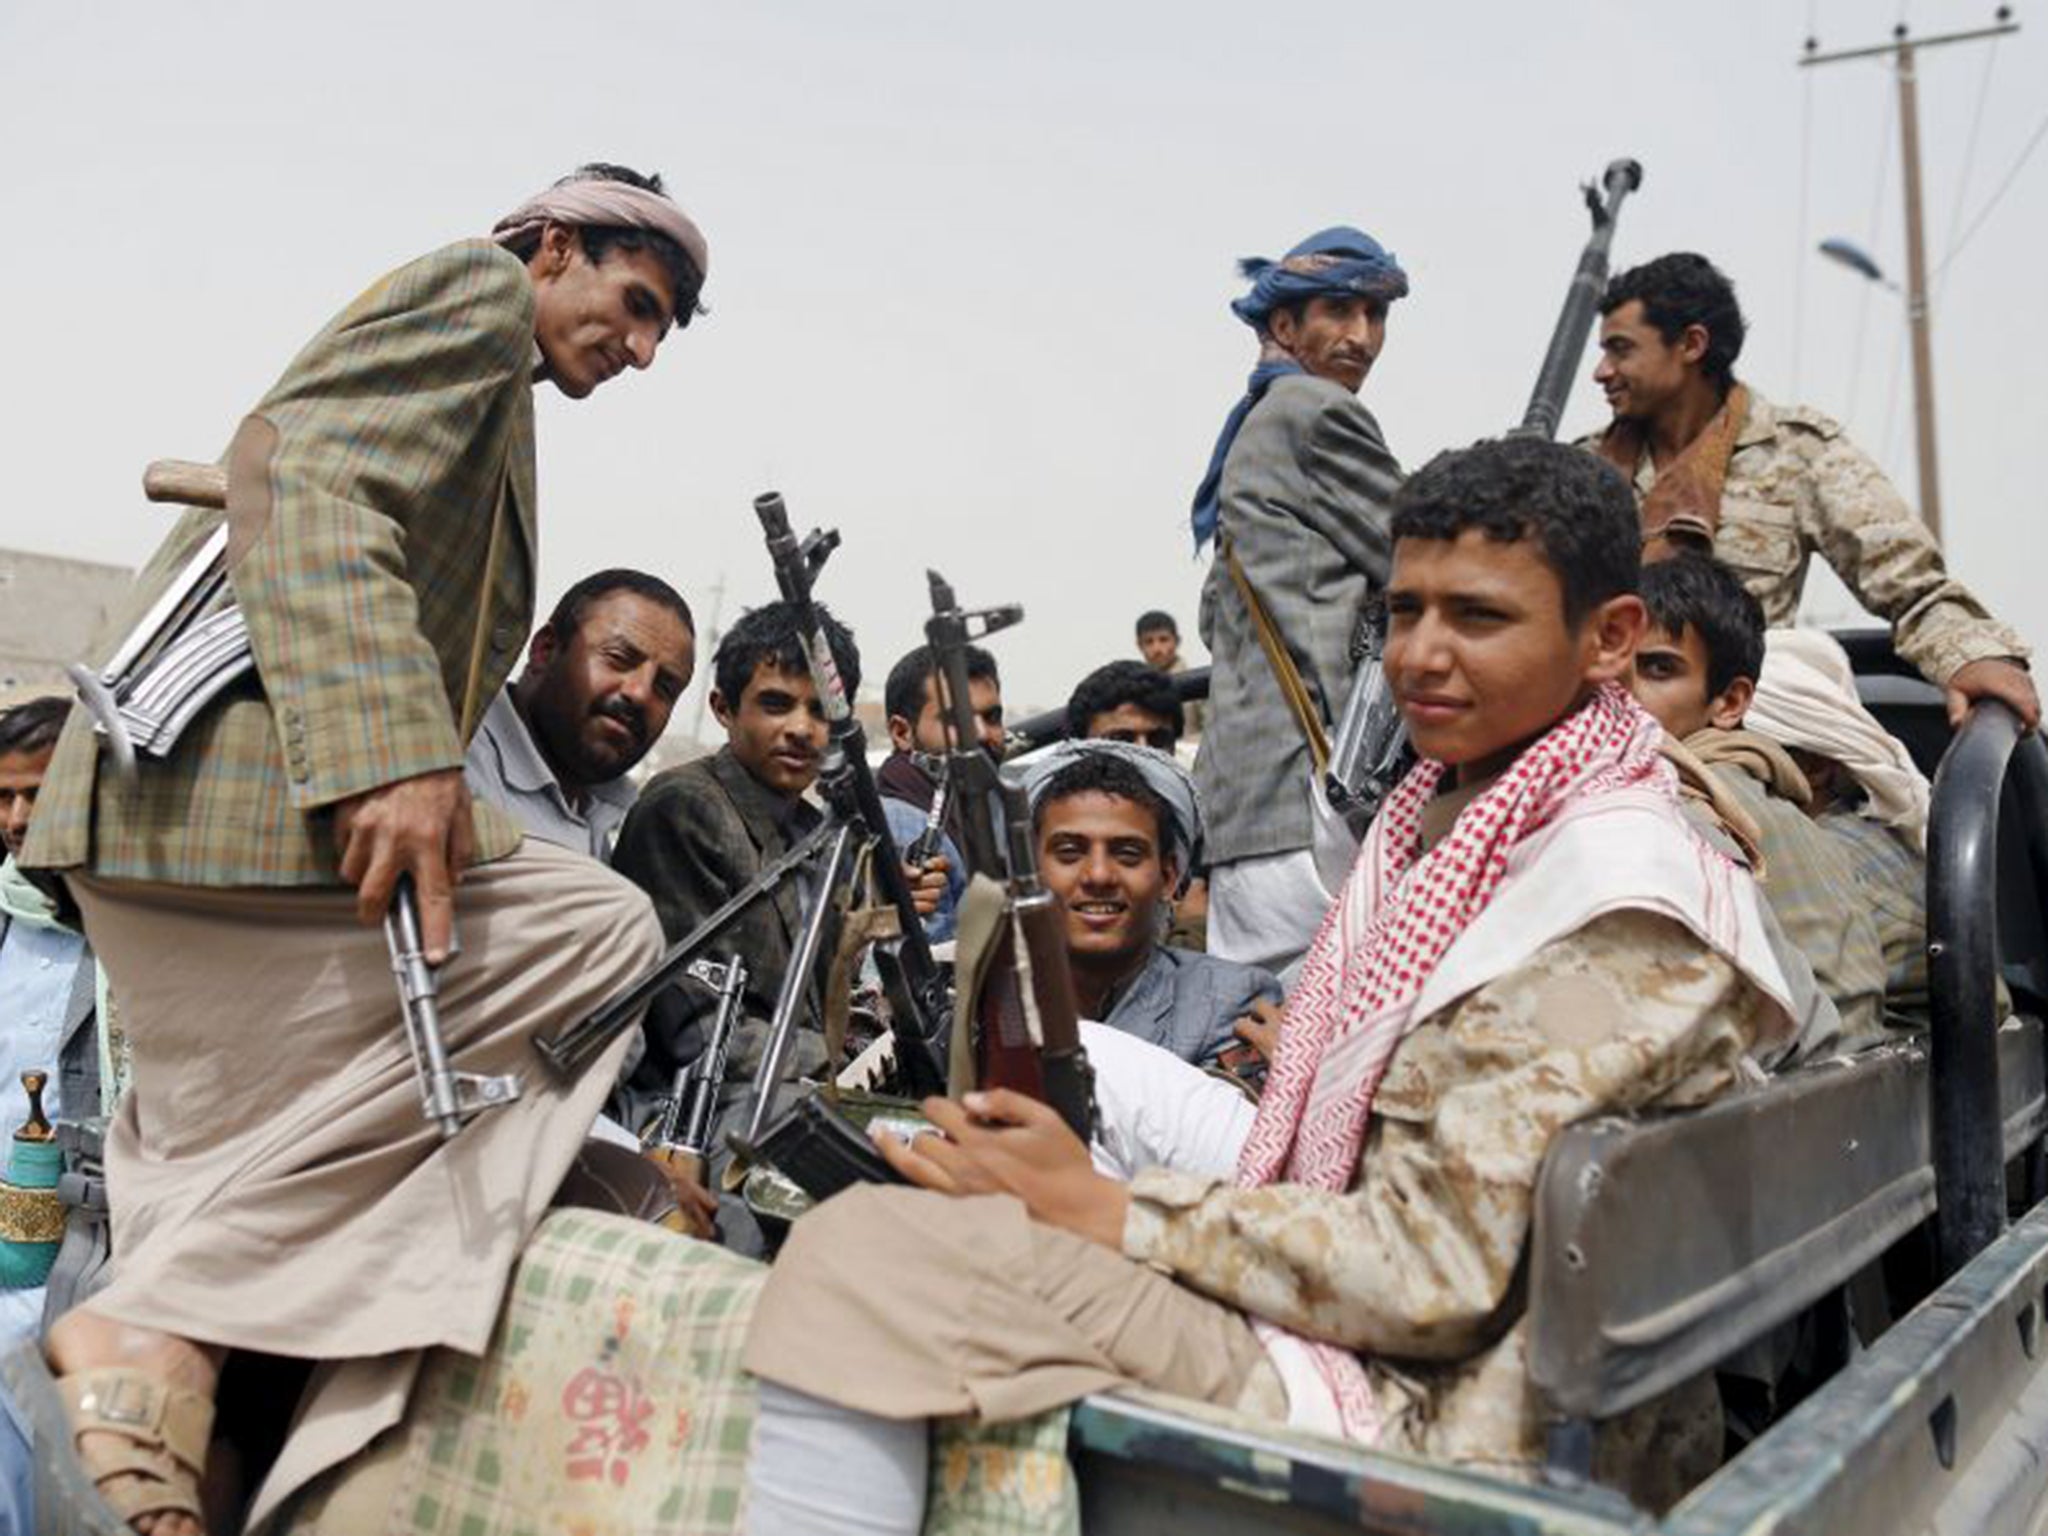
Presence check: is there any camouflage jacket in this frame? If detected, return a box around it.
[1121,907,1777,1508]
[1602,389,2027,685]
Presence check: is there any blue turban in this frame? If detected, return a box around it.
[1190,227,1409,550]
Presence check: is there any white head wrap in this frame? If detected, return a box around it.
[492,174,709,319]
[1010,739,1204,894]
[1746,628,1931,852]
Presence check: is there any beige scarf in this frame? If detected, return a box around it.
[1598,382,1751,555]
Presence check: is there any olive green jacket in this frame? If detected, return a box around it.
[25,240,538,886]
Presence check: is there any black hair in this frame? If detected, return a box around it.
[1601,253,1747,391]
[1389,437,1640,624]
[882,643,998,725]
[713,601,860,707]
[0,696,69,757]
[1031,752,1176,858]
[1064,660,1184,743]
[1134,610,1178,640]
[543,568,694,644]
[1638,552,1766,700]
[500,162,705,329]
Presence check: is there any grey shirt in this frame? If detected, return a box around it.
[1194,373,1400,865]
[463,687,637,862]
[1099,944,1283,1066]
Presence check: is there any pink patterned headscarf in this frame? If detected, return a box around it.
[1236,682,1673,1435]
[492,174,709,316]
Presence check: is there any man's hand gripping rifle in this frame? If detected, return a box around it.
[927,573,1096,1141]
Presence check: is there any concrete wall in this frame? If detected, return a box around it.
[0,548,134,690]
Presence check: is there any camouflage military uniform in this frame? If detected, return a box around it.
[1605,389,2027,684]
[746,907,1776,1511]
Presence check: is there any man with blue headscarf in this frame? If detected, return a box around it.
[1190,226,1408,977]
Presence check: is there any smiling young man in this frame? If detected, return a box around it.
[1188,227,1408,980]
[738,439,1797,1530]
[1590,252,2035,731]
[1016,741,1277,1066]
[23,162,705,1533]
[465,568,695,860]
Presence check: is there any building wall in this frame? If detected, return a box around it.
[0,549,135,690]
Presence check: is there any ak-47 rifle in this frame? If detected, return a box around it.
[384,876,521,1139]
[926,572,1096,1139]
[538,494,951,1114]
[643,954,748,1224]
[1322,158,1646,835]
[743,494,950,1126]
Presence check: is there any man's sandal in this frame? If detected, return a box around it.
[56,1365,214,1530]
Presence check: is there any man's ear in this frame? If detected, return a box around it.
[1582,594,1649,687]
[709,688,734,730]
[1677,321,1712,370]
[1265,308,1299,355]
[886,714,915,754]
[1161,854,1183,896]
[525,624,561,676]
[540,222,579,276]
[1707,674,1755,731]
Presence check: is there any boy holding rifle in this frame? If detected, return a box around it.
[739,439,1798,1527]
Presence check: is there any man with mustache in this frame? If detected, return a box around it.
[1189,226,1408,980]
[465,568,696,861]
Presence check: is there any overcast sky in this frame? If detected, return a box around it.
[3,0,2043,730]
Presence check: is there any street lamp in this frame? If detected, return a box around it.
[1818,237,1895,290]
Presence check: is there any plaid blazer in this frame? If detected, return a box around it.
[1193,374,1400,865]
[25,240,537,886]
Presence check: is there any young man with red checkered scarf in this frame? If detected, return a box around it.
[737,438,1799,1529]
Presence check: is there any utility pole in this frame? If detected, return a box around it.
[1801,8,2017,544]
[688,572,727,746]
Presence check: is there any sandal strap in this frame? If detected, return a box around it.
[58,1366,214,1519]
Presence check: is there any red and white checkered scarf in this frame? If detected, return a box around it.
[1235,682,1672,1436]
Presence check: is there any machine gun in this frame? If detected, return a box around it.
[1321,158,1646,835]
[926,572,1096,1140]
[538,495,950,1134]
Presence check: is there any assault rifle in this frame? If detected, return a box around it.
[385,876,521,1139]
[1322,158,1645,835]
[927,572,1096,1139]
[643,954,749,1190]
[539,495,950,1133]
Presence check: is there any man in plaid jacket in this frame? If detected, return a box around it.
[21,164,708,1533]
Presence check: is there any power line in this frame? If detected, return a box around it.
[1792,0,1820,398]
[1934,31,2001,301]
[1937,103,2048,277]
[1843,80,1896,422]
